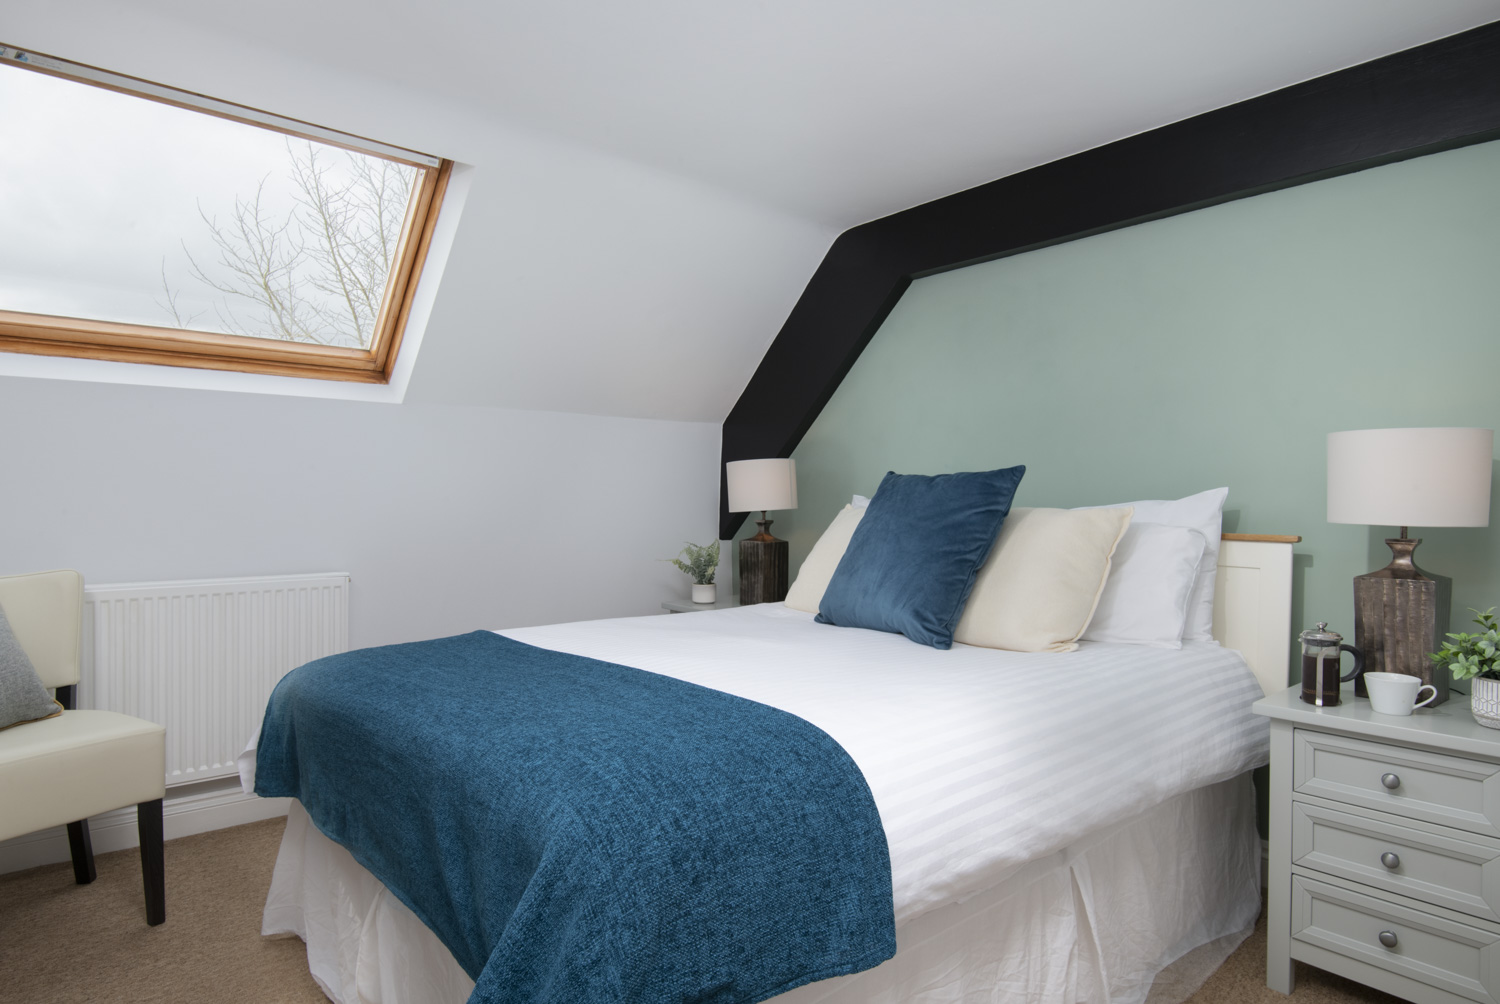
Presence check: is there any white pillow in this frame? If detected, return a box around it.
[1078,487,1227,642]
[784,504,866,613]
[1082,524,1207,648]
[852,494,870,508]
[953,506,1133,653]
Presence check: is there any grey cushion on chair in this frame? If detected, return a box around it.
[0,606,62,730]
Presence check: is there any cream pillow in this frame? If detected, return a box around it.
[784,504,866,613]
[953,506,1133,653]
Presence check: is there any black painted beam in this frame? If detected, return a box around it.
[720,20,1500,539]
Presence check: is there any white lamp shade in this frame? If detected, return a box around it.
[1327,428,1493,528]
[726,458,798,513]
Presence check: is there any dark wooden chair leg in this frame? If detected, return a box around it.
[137,798,165,926]
[65,819,96,885]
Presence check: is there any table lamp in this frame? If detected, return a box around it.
[727,458,798,604]
[1327,427,1494,705]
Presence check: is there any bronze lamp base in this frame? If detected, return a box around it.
[1352,533,1452,705]
[738,514,789,605]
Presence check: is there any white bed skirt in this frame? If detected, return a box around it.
[263,774,1260,1004]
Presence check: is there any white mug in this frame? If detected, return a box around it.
[1364,672,1438,716]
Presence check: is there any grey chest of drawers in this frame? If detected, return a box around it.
[1255,685,1500,1003]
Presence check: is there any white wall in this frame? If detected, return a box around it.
[0,375,721,647]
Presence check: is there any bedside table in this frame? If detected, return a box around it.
[662,596,740,614]
[1254,684,1500,1003]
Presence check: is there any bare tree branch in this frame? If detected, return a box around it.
[161,142,418,348]
[153,257,204,329]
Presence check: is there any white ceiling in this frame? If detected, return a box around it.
[6,1,1499,420]
[104,0,1500,227]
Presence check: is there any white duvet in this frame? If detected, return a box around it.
[496,602,1270,926]
[242,602,1268,927]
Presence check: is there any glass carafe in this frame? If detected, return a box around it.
[1299,622,1364,707]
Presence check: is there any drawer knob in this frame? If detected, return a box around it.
[1381,851,1401,870]
[1381,773,1402,790]
[1378,930,1399,949]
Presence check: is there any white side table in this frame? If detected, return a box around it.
[1254,683,1500,1003]
[661,596,740,614]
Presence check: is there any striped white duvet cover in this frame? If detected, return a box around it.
[501,602,1269,926]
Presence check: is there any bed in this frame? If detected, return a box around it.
[241,535,1290,1004]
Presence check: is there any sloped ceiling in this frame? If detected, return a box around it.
[7,1,1500,420]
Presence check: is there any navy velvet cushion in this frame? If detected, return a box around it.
[815,466,1026,649]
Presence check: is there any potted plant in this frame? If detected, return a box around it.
[667,541,720,603]
[1432,608,1500,728]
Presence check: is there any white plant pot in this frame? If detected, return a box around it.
[692,583,717,604]
[1472,677,1500,729]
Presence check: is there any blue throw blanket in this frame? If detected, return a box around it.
[255,631,895,1003]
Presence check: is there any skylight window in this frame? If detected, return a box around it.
[0,45,451,382]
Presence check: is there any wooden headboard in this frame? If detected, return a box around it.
[1213,535,1297,699]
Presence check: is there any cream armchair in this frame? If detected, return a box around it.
[0,570,167,925]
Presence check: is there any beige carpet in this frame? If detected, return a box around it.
[0,819,323,1004]
[0,817,1410,1004]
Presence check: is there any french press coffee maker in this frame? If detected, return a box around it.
[1299,622,1365,707]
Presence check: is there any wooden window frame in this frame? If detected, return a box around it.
[0,46,452,384]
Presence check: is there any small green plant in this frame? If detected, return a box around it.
[665,541,719,585]
[1431,608,1500,681]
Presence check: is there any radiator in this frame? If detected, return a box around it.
[81,573,350,787]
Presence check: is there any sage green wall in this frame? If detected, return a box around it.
[775,138,1500,680]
